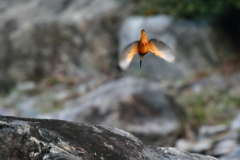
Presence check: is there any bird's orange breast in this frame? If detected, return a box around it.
[138,43,149,54]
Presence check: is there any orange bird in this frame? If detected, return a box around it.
[119,29,175,70]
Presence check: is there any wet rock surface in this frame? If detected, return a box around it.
[0,115,218,160]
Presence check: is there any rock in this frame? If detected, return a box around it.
[175,139,193,151]
[229,86,240,99]
[16,81,36,92]
[0,0,124,90]
[0,96,17,116]
[176,71,230,95]
[1,75,108,118]
[0,115,218,160]
[118,15,219,79]
[220,146,240,160]
[195,74,229,91]
[231,113,240,130]
[3,83,72,117]
[38,77,185,146]
[175,123,239,156]
[190,139,213,153]
[198,125,228,139]
[212,139,237,157]
[176,72,240,95]
[176,138,214,154]
[229,72,240,87]
[208,130,239,157]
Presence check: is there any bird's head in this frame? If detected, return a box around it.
[140,29,148,46]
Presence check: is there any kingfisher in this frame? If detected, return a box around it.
[119,29,175,70]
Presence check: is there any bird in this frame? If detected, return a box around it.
[119,29,175,70]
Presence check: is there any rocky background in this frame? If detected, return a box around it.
[0,0,240,159]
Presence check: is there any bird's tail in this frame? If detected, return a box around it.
[139,55,144,68]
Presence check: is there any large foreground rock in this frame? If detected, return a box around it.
[0,116,218,160]
[38,77,185,146]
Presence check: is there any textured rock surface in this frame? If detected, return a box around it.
[0,0,125,91]
[0,115,218,160]
[38,77,185,146]
[118,15,219,79]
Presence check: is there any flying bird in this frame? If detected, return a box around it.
[119,29,175,70]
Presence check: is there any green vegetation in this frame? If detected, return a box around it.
[176,87,240,130]
[133,0,240,19]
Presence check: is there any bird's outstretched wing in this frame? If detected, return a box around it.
[119,41,139,70]
[148,38,175,63]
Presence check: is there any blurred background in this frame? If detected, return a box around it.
[0,0,240,159]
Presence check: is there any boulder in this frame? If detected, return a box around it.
[38,77,185,146]
[220,146,240,160]
[0,115,218,160]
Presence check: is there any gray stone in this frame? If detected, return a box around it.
[212,139,237,157]
[175,139,193,151]
[231,113,240,130]
[190,139,213,153]
[0,0,123,88]
[198,125,228,139]
[176,124,238,155]
[197,74,229,91]
[220,146,240,160]
[0,115,218,160]
[230,72,240,87]
[3,83,71,117]
[16,81,36,91]
[229,86,240,99]
[38,77,185,146]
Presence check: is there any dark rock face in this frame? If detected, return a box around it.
[0,116,218,160]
